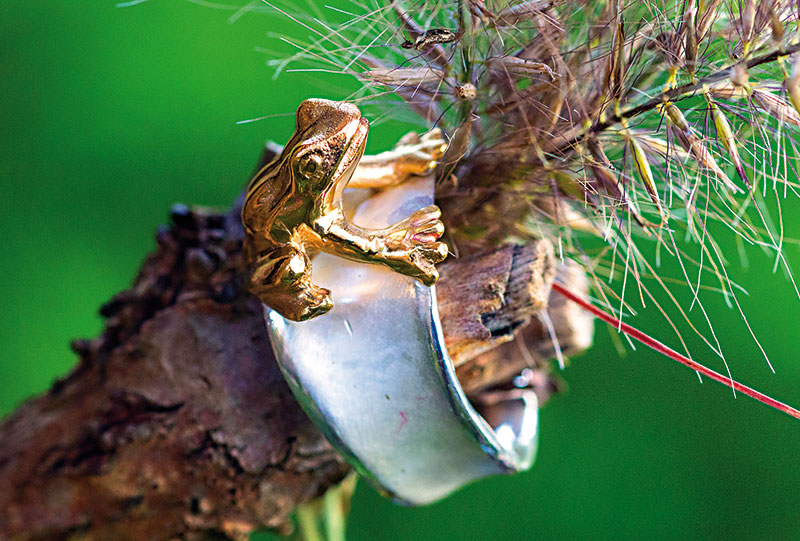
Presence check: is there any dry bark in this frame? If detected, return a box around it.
[0,148,591,540]
[438,241,557,364]
[457,260,595,398]
[0,200,346,540]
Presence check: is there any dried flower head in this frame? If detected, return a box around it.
[263,0,800,413]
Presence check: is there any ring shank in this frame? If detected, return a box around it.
[267,177,538,505]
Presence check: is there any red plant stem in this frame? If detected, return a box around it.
[551,282,800,420]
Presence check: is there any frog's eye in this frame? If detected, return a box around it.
[297,152,323,177]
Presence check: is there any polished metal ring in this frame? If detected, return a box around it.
[266,176,539,505]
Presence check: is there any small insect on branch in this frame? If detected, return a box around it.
[401,28,460,50]
[551,282,800,420]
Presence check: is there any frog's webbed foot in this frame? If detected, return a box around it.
[347,129,448,189]
[248,246,333,321]
[392,128,448,177]
[385,205,445,245]
[384,241,449,286]
[381,205,449,285]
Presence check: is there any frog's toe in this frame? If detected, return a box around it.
[411,220,445,244]
[408,259,440,286]
[407,206,443,241]
[417,266,440,286]
[285,285,333,321]
[396,131,421,146]
[300,282,333,315]
[404,242,448,285]
[419,128,447,160]
[410,205,442,222]
[297,294,333,320]
[423,241,449,263]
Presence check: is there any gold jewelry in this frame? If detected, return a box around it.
[242,99,449,321]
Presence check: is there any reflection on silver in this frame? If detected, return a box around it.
[266,176,539,505]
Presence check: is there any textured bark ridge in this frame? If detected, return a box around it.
[437,241,557,364]
[457,260,595,398]
[1,201,351,540]
[0,149,592,540]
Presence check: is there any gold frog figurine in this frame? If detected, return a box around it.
[242,98,449,321]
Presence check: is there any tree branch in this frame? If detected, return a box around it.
[0,148,588,540]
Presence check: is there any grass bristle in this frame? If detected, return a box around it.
[260,0,800,418]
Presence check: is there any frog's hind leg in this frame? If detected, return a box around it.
[346,128,447,189]
[248,245,333,321]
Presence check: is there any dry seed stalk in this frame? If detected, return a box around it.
[264,0,800,417]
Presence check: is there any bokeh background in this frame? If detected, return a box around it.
[2,1,800,539]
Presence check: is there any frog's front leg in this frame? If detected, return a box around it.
[248,245,333,321]
[312,207,448,285]
[346,129,448,189]
[376,205,450,284]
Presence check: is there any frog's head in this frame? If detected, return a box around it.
[286,98,368,192]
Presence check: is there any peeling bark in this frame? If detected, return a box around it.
[1,200,350,540]
[0,148,591,540]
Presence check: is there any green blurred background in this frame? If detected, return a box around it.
[2,1,800,539]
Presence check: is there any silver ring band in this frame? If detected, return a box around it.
[266,177,539,505]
